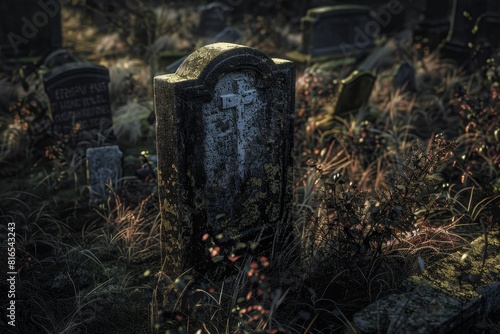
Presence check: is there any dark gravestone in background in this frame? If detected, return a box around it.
[43,63,115,143]
[300,5,376,60]
[324,0,407,35]
[0,0,62,58]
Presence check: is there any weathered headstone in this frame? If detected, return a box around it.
[393,62,416,92]
[299,5,376,60]
[154,42,295,276]
[334,69,376,115]
[86,146,122,205]
[43,63,115,143]
[197,2,232,37]
[0,0,62,59]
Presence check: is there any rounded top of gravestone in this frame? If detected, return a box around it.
[43,62,109,85]
[174,43,283,82]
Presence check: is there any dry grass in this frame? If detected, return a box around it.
[0,3,498,333]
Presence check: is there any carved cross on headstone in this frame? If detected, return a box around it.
[220,77,257,113]
[220,75,258,183]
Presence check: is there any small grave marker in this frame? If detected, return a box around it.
[86,146,122,205]
[43,63,115,143]
[154,42,295,276]
[0,0,62,59]
[334,70,376,115]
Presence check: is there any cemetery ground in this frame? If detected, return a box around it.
[1,1,500,333]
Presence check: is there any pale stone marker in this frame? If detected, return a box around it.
[86,146,122,205]
[154,42,295,276]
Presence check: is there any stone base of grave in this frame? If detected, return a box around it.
[353,232,500,333]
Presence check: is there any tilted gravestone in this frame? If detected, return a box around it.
[299,5,376,61]
[334,69,376,116]
[43,63,115,144]
[86,146,123,205]
[197,2,232,38]
[0,0,62,59]
[393,62,416,92]
[154,42,295,276]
